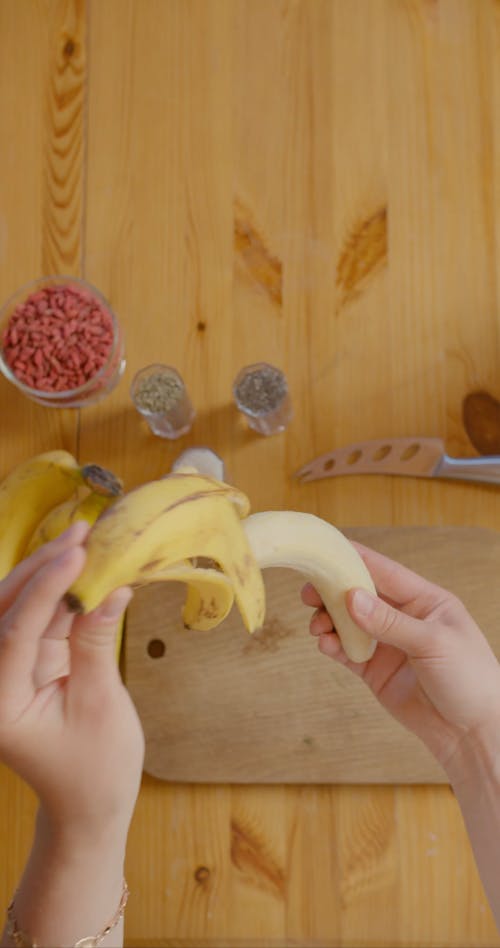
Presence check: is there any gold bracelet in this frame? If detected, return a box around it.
[6,878,129,948]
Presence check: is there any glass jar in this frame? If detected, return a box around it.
[0,275,126,408]
[130,364,196,439]
[233,362,293,435]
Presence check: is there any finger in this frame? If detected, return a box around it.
[345,587,436,657]
[351,542,444,607]
[33,639,70,689]
[301,583,323,608]
[42,600,73,640]
[310,608,333,637]
[317,632,365,677]
[0,521,89,613]
[69,587,132,686]
[0,546,86,711]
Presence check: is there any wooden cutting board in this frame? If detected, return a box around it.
[125,526,500,784]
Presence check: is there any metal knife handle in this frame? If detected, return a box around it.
[438,454,500,485]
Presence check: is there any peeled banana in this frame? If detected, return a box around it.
[0,450,121,579]
[243,510,376,663]
[65,476,265,634]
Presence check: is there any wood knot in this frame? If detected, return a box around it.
[336,205,388,311]
[462,390,500,455]
[63,38,76,58]
[230,819,285,899]
[194,865,210,885]
[197,321,207,332]
[234,199,283,307]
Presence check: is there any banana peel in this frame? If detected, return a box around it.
[65,480,265,634]
[136,560,235,631]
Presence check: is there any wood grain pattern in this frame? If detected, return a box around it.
[0,0,80,464]
[0,1,500,946]
[336,206,388,312]
[42,0,86,275]
[234,199,283,309]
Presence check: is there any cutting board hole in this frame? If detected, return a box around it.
[347,449,362,465]
[372,444,392,461]
[400,443,420,461]
[323,458,335,471]
[147,638,166,658]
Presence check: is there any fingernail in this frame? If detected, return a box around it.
[60,520,88,544]
[68,520,90,543]
[352,588,377,616]
[100,588,132,620]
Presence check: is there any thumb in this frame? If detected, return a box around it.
[346,588,433,658]
[69,587,132,680]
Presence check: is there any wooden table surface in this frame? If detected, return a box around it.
[1,1,500,945]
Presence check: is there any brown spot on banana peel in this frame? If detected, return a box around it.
[194,597,220,621]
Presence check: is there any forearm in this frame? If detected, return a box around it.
[445,716,500,930]
[2,808,129,947]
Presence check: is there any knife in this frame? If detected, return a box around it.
[294,437,500,486]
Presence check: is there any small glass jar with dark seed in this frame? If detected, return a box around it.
[130,364,195,439]
[233,362,293,436]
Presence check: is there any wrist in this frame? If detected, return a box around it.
[7,808,128,948]
[444,709,500,792]
[35,804,131,864]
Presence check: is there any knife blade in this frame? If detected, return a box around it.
[294,437,500,486]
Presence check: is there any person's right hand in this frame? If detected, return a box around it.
[302,543,500,772]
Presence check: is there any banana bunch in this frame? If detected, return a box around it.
[0,450,123,579]
[0,450,125,659]
[25,489,121,557]
[0,450,377,664]
[65,465,376,663]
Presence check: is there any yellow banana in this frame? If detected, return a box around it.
[25,490,119,557]
[0,451,121,579]
[65,480,265,633]
[160,470,250,517]
[23,480,124,660]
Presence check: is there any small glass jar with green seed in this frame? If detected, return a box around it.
[130,364,195,439]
